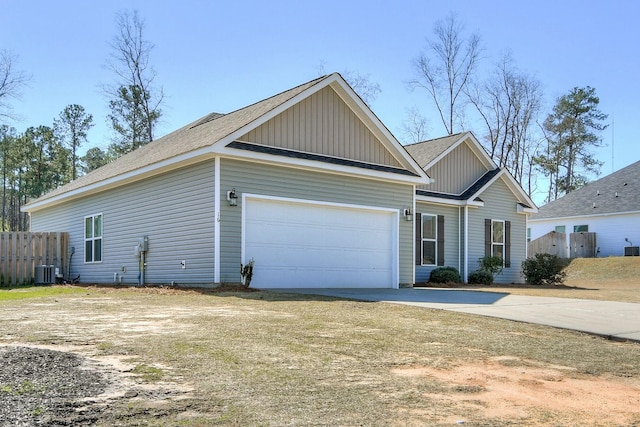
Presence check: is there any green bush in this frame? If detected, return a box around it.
[429,266,461,284]
[478,255,504,277]
[468,270,493,285]
[521,253,568,286]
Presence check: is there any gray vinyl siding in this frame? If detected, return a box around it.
[30,161,216,285]
[241,86,403,168]
[219,158,414,285]
[415,203,462,283]
[467,179,527,284]
[423,142,488,194]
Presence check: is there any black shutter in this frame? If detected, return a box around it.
[484,218,492,257]
[504,220,511,267]
[437,215,445,266]
[415,213,422,265]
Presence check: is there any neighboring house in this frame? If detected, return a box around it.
[23,74,536,288]
[23,73,428,289]
[405,133,537,284]
[528,160,640,258]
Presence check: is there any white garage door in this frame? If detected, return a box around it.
[244,196,397,289]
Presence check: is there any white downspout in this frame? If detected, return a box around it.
[214,156,221,284]
[464,206,469,283]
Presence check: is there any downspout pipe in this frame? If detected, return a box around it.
[464,206,469,283]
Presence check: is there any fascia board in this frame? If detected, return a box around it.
[215,143,427,185]
[415,194,484,207]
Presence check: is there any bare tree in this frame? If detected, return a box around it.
[0,50,30,122]
[401,106,430,143]
[316,63,381,106]
[104,9,163,150]
[466,52,543,193]
[409,13,481,135]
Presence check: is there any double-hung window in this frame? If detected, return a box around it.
[491,220,505,260]
[85,214,103,263]
[421,214,437,265]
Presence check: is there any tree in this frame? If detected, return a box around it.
[466,53,543,194]
[537,86,608,200]
[54,104,94,180]
[409,13,481,135]
[81,147,111,174]
[0,50,30,122]
[107,85,158,155]
[316,63,381,105]
[104,9,163,154]
[401,106,430,143]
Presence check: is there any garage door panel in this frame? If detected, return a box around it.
[244,197,397,289]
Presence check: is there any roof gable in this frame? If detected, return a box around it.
[238,85,403,168]
[532,160,640,220]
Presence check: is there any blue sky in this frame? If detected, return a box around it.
[2,0,638,204]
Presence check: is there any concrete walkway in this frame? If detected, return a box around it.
[273,288,640,342]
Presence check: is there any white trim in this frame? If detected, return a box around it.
[241,193,400,289]
[83,212,103,264]
[214,156,221,283]
[216,144,427,185]
[419,213,438,266]
[464,206,469,283]
[416,194,484,207]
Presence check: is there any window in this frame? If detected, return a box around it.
[527,227,531,242]
[415,213,445,266]
[555,225,566,233]
[492,220,505,260]
[421,214,437,265]
[484,218,511,268]
[574,224,588,232]
[85,214,103,263]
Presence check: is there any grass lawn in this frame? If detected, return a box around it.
[1,282,639,426]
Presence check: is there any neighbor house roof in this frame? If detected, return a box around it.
[23,73,429,212]
[530,160,640,220]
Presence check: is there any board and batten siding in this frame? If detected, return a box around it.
[467,179,527,283]
[30,161,216,285]
[422,142,488,195]
[219,158,414,285]
[414,203,461,283]
[240,86,403,169]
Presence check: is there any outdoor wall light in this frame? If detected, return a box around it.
[227,188,238,206]
[403,208,413,221]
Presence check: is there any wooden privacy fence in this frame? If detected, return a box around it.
[528,231,567,258]
[0,232,68,286]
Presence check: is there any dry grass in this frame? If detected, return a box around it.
[1,284,639,426]
[485,256,640,302]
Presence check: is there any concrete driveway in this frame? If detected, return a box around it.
[273,287,640,343]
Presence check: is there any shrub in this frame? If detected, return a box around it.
[521,253,568,286]
[468,270,493,285]
[429,266,461,284]
[478,255,504,277]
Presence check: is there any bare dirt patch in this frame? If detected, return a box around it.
[393,356,640,425]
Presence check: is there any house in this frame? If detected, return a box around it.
[528,160,640,258]
[405,133,537,284]
[23,73,428,289]
[23,73,535,288]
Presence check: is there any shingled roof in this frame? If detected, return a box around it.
[404,133,466,167]
[531,160,640,219]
